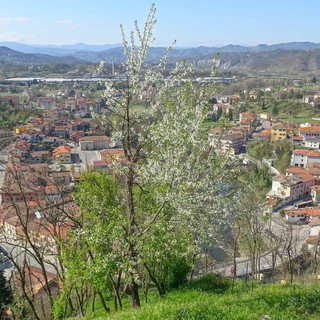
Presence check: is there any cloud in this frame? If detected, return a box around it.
[0,18,12,25]
[14,16,28,23]
[0,31,23,41]
[56,19,83,28]
[0,16,28,25]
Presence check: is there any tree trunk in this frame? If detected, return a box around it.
[91,292,96,314]
[111,272,122,311]
[144,262,166,296]
[124,277,141,308]
[97,291,110,313]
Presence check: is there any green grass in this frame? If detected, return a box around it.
[69,276,320,320]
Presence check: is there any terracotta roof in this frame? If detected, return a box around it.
[272,122,294,130]
[291,136,303,141]
[52,145,71,155]
[92,160,109,166]
[99,149,125,161]
[308,150,320,157]
[299,126,320,133]
[292,149,320,157]
[305,235,320,245]
[285,207,320,216]
[307,162,320,171]
[256,129,271,137]
[12,266,58,295]
[298,173,315,182]
[266,198,278,206]
[286,167,309,175]
[79,135,111,142]
[240,111,256,120]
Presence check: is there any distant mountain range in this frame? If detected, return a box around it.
[2,41,320,74]
[0,42,121,56]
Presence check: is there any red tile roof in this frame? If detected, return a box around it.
[52,145,71,155]
[292,149,320,157]
[286,167,309,175]
[285,207,320,216]
[272,122,294,130]
[79,135,111,142]
[256,129,271,137]
[299,126,320,133]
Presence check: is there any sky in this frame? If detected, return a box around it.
[0,0,319,47]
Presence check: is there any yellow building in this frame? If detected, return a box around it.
[271,122,294,142]
[249,89,258,100]
[13,124,33,134]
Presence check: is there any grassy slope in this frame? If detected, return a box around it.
[73,277,320,320]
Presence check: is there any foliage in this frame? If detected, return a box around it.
[0,104,43,129]
[56,4,244,315]
[72,280,320,320]
[247,140,273,161]
[181,274,232,294]
[0,271,12,319]
[54,170,121,318]
[273,140,292,173]
[239,165,271,199]
[247,139,292,174]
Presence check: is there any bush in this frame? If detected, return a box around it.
[182,274,232,294]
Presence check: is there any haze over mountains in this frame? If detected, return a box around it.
[1,41,320,75]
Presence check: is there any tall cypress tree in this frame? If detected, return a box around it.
[0,270,13,318]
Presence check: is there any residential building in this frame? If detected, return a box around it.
[239,111,257,130]
[0,130,13,138]
[42,137,66,147]
[28,151,50,164]
[0,95,19,106]
[248,90,258,100]
[65,99,77,110]
[285,207,320,224]
[13,124,33,135]
[254,129,271,141]
[52,145,71,164]
[311,185,320,205]
[270,122,294,142]
[227,95,240,105]
[38,97,55,109]
[50,171,71,186]
[99,148,125,161]
[304,136,320,149]
[298,126,320,141]
[291,149,320,168]
[266,173,315,203]
[291,136,304,146]
[209,132,244,155]
[79,136,111,150]
[307,163,320,183]
[0,184,39,205]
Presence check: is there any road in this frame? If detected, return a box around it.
[71,146,100,171]
[0,235,59,276]
[213,215,310,278]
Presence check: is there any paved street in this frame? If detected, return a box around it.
[0,235,59,276]
[71,146,100,171]
[214,214,311,278]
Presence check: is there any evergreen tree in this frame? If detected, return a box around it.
[0,270,12,318]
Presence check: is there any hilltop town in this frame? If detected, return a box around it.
[1,30,320,320]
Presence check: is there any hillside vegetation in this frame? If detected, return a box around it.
[70,275,320,320]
